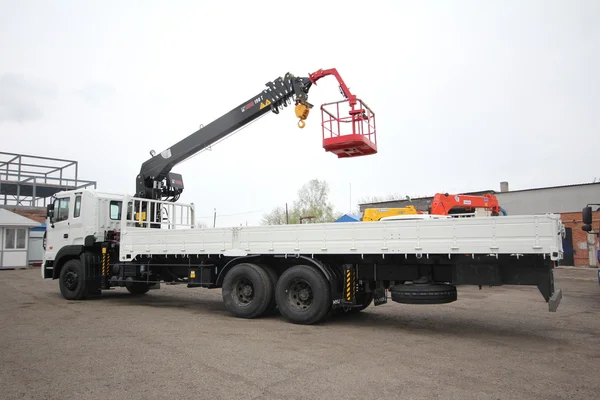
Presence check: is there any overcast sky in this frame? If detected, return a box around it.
[1,0,598,226]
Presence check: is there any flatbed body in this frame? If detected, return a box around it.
[120,210,564,262]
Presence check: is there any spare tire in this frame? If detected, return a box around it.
[390,283,457,304]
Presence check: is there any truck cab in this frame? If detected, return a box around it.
[42,188,196,280]
[42,189,125,279]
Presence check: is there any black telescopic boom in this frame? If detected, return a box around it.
[136,73,313,200]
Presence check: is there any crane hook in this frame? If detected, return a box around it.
[294,101,312,129]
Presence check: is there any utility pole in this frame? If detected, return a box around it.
[213,208,216,228]
[349,182,352,213]
[286,203,289,224]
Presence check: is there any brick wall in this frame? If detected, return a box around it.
[3,208,46,224]
[560,211,600,266]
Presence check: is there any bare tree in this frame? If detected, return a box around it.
[261,178,340,225]
[260,206,288,225]
[351,192,406,214]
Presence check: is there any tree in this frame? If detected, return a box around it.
[357,193,405,204]
[261,178,340,225]
[260,205,289,225]
[351,192,406,215]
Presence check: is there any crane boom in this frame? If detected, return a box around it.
[135,67,371,201]
[136,72,315,201]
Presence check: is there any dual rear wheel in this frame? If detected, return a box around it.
[222,263,331,325]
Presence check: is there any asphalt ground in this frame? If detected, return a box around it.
[1,266,599,400]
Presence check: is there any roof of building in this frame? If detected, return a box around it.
[494,181,600,194]
[0,209,42,227]
[358,181,600,206]
[0,207,47,223]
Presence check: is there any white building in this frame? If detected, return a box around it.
[0,209,41,269]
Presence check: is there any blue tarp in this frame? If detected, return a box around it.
[31,223,46,231]
[335,214,361,222]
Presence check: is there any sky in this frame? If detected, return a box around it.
[1,0,598,227]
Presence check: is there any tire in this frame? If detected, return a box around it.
[390,283,457,305]
[125,282,151,295]
[275,264,331,325]
[258,264,279,315]
[59,259,87,300]
[222,263,274,319]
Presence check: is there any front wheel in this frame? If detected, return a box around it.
[275,265,331,325]
[59,259,87,300]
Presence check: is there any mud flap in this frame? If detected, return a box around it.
[80,252,102,296]
[537,271,562,312]
[373,281,387,306]
[548,289,562,312]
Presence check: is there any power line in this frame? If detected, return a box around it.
[195,208,266,219]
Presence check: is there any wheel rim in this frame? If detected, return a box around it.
[286,278,313,311]
[233,276,254,306]
[63,269,78,291]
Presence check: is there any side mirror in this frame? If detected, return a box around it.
[46,204,54,218]
[582,206,592,225]
[46,203,55,228]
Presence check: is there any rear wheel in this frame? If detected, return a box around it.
[59,259,87,300]
[275,265,331,325]
[222,263,273,319]
[258,264,279,315]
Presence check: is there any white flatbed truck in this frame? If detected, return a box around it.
[41,68,564,324]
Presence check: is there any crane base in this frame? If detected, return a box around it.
[323,134,378,158]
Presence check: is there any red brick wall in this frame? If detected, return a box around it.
[560,211,600,266]
[4,208,47,224]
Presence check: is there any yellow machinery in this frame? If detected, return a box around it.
[361,205,419,221]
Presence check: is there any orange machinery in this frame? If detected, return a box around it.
[429,193,506,216]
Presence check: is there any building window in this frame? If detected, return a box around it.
[4,228,27,249]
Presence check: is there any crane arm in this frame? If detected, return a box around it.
[136,72,318,201]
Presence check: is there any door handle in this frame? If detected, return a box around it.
[64,234,68,238]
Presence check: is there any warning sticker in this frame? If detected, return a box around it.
[260,98,272,109]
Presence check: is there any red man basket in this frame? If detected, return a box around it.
[320,98,377,158]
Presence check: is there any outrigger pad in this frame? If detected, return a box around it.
[320,98,377,158]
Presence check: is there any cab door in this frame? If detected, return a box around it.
[68,193,85,245]
[44,194,73,262]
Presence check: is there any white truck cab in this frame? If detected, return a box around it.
[43,189,126,278]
